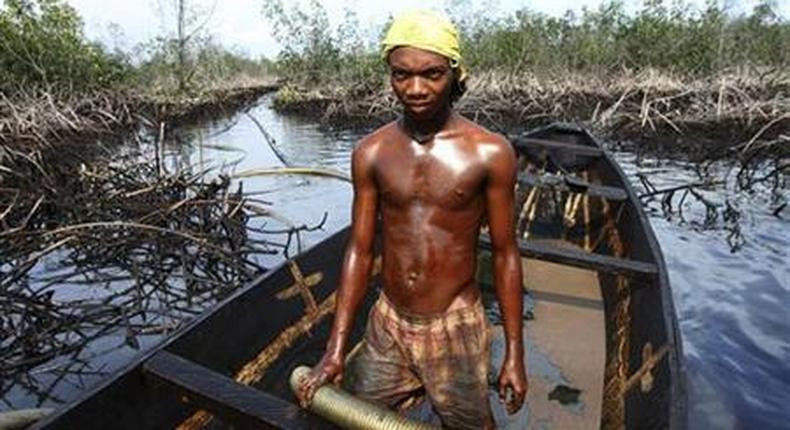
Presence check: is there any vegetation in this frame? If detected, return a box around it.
[261,0,788,159]
[137,0,274,96]
[0,0,786,147]
[0,0,276,154]
[262,0,384,88]
[0,4,288,399]
[262,0,789,86]
[0,0,130,95]
[452,0,789,75]
[135,36,273,96]
[0,0,272,100]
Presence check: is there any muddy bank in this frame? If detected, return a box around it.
[0,83,280,148]
[271,69,789,160]
[0,82,281,210]
[0,81,283,246]
[0,81,282,299]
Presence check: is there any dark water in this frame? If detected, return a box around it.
[614,154,790,429]
[4,97,788,429]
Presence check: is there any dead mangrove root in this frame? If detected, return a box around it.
[0,144,324,400]
[274,68,789,161]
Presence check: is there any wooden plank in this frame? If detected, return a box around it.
[143,351,315,430]
[518,172,628,202]
[514,137,603,157]
[530,290,603,311]
[479,235,658,276]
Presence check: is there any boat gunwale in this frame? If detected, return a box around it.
[588,128,688,430]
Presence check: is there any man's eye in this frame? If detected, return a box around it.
[391,71,408,80]
[425,69,446,79]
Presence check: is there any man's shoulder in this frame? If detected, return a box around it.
[354,120,400,155]
[456,115,513,158]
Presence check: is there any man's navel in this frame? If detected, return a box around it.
[406,271,419,289]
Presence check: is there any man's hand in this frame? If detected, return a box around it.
[295,353,344,408]
[498,355,528,414]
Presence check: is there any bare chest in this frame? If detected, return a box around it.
[375,142,487,209]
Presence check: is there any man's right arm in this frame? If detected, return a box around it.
[296,140,378,407]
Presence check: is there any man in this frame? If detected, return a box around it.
[296,9,527,429]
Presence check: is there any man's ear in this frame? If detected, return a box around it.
[450,69,466,103]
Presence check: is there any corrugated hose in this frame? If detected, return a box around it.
[289,366,438,430]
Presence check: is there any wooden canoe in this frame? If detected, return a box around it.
[30,123,686,429]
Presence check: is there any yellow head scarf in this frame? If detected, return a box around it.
[381,9,467,84]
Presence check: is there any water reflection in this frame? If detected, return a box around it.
[174,98,359,251]
[614,152,790,428]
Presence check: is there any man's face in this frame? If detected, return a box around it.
[388,47,454,121]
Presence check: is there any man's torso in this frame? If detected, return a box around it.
[360,114,505,314]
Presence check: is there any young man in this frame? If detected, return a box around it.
[296,9,527,429]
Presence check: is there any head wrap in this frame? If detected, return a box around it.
[381,9,467,84]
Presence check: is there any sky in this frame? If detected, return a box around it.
[60,0,790,59]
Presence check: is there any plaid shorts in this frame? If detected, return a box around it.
[347,293,493,429]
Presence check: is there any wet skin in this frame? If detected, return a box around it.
[296,46,528,420]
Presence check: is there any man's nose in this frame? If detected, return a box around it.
[405,77,428,98]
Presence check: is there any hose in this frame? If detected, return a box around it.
[289,366,438,430]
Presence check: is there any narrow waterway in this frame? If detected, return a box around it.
[3,96,788,429]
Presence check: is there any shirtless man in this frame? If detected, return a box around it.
[296,10,527,429]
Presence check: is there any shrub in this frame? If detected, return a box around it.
[261,0,790,85]
[0,0,130,95]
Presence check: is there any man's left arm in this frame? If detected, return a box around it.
[485,136,528,414]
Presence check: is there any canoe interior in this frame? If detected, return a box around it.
[32,123,684,430]
[509,249,606,429]
[449,250,606,429]
[514,124,685,429]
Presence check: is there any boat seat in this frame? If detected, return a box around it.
[513,137,604,158]
[479,234,658,277]
[143,351,313,429]
[517,172,628,202]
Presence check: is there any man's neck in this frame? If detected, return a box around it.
[401,107,453,144]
